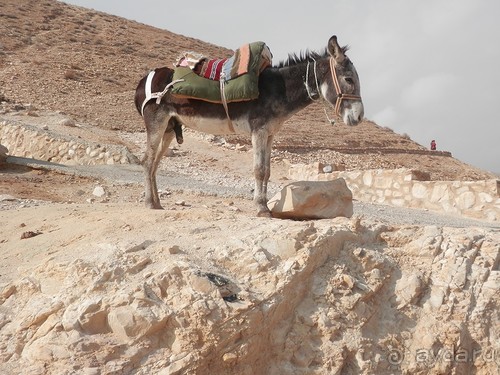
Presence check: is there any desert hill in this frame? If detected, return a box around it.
[1,2,499,374]
[0,0,495,181]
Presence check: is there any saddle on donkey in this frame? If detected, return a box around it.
[170,41,272,103]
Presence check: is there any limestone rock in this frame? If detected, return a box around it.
[394,272,425,308]
[0,121,139,166]
[0,212,498,375]
[59,117,76,127]
[322,164,333,173]
[268,178,353,219]
[288,161,327,181]
[92,186,106,198]
[286,164,500,222]
[107,303,170,343]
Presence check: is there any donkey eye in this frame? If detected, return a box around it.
[345,77,354,85]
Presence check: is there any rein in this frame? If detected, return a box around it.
[305,58,361,124]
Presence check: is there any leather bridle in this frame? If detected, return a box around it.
[329,57,362,117]
[305,58,362,121]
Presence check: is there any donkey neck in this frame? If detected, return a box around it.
[278,61,325,116]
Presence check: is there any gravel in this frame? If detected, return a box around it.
[7,156,499,230]
[352,201,500,229]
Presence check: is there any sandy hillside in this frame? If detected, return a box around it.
[0,0,495,181]
[0,1,499,374]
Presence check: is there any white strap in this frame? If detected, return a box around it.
[219,74,235,133]
[154,79,184,104]
[140,70,184,116]
[141,71,156,116]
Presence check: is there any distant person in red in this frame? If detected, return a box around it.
[430,139,436,151]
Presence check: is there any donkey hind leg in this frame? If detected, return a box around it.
[143,117,176,209]
[252,131,274,217]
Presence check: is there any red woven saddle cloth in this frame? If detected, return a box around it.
[198,58,228,81]
[197,43,253,81]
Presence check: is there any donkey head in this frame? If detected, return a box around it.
[325,35,364,126]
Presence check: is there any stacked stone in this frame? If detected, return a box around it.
[289,163,500,221]
[0,121,138,165]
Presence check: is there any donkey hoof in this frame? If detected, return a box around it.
[146,202,164,210]
[257,210,272,218]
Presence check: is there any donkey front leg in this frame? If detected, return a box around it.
[251,131,274,217]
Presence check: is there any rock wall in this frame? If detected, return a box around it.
[0,216,498,374]
[289,164,500,222]
[0,120,139,165]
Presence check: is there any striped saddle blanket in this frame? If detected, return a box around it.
[199,58,228,80]
[175,42,272,82]
[170,42,272,103]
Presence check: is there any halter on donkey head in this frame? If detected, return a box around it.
[305,36,362,125]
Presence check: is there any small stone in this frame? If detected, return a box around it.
[158,190,171,198]
[92,186,106,197]
[60,117,76,127]
[0,194,16,202]
[323,165,333,173]
[20,231,42,239]
[82,368,100,375]
[168,245,181,254]
[222,352,238,363]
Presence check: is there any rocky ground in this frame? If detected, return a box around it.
[1,1,499,373]
[0,196,499,374]
[1,118,499,374]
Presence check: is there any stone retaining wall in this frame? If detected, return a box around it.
[0,120,139,166]
[289,163,500,221]
[277,145,452,157]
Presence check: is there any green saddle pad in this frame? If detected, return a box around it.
[170,42,268,103]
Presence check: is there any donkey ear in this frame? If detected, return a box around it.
[327,35,345,63]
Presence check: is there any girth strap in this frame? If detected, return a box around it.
[219,76,236,133]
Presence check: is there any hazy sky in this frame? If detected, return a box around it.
[61,0,499,173]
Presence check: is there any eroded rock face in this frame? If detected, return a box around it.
[0,218,498,375]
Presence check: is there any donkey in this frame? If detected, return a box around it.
[134,35,364,216]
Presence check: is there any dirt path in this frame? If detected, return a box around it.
[2,152,498,231]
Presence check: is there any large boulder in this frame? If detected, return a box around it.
[268,178,353,220]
